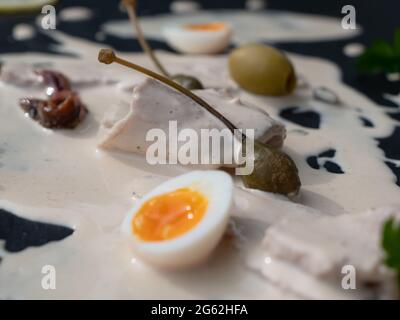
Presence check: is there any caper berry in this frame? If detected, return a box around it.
[171,74,204,90]
[98,49,301,197]
[229,43,296,96]
[241,140,301,197]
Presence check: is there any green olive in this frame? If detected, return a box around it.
[229,43,296,96]
[241,140,301,197]
[171,74,204,90]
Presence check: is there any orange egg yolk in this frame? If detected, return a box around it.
[185,22,226,31]
[132,188,208,242]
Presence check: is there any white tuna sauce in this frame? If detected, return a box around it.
[12,23,35,41]
[59,7,93,22]
[170,1,201,14]
[343,42,365,58]
[0,23,399,299]
[102,9,361,44]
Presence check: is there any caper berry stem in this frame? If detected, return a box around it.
[98,49,238,135]
[98,48,301,196]
[122,0,170,78]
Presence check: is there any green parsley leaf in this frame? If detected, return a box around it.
[382,217,400,287]
[357,28,400,75]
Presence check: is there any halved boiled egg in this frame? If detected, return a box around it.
[162,22,232,54]
[121,171,233,268]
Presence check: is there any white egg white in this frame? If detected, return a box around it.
[162,23,232,54]
[121,170,234,268]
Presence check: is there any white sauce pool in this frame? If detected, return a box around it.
[0,11,399,299]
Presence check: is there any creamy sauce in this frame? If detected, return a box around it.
[245,0,267,11]
[170,1,201,14]
[343,42,365,57]
[12,23,35,41]
[59,7,93,22]
[0,16,399,299]
[102,9,361,44]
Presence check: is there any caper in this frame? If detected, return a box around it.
[98,49,302,198]
[241,140,301,197]
[229,43,297,96]
[171,74,204,90]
